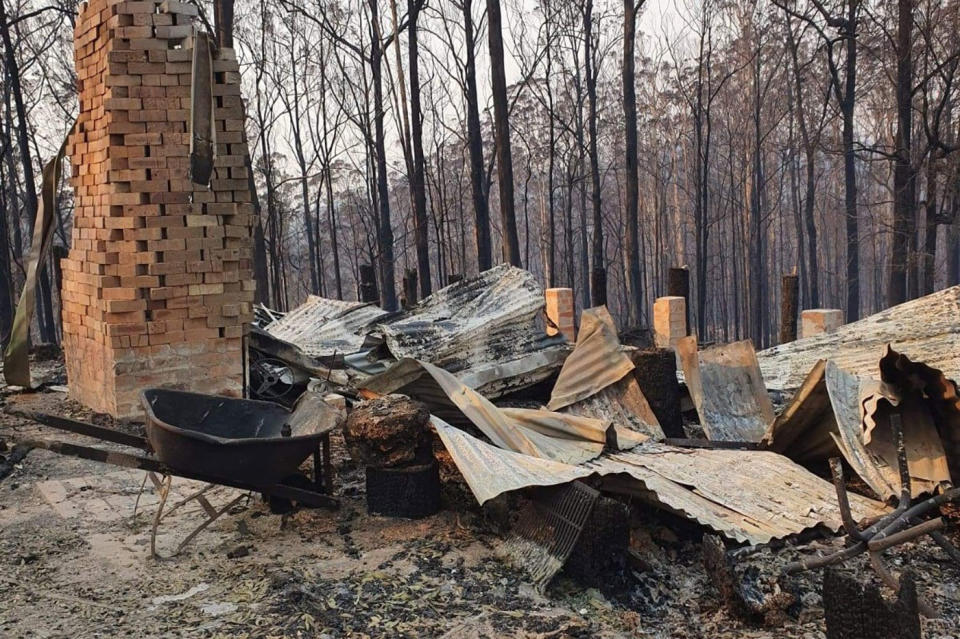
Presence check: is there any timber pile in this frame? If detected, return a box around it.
[62,0,255,417]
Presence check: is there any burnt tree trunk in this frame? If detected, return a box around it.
[368,0,398,311]
[584,0,605,307]
[622,0,641,322]
[407,0,431,297]
[486,0,521,267]
[463,0,491,273]
[888,0,914,307]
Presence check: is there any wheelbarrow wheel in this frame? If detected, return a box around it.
[266,473,316,514]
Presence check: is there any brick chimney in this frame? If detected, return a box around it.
[62,0,255,418]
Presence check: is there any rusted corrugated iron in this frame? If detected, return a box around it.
[757,286,960,390]
[432,417,593,504]
[433,414,885,545]
[365,359,617,465]
[547,307,635,411]
[677,337,774,442]
[264,297,390,359]
[379,264,558,374]
[256,266,569,398]
[766,349,955,500]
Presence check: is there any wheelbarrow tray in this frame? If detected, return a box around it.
[141,388,325,486]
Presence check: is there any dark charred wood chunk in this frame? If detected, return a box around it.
[562,496,629,591]
[365,460,440,519]
[629,348,683,438]
[703,534,796,626]
[359,264,379,303]
[823,569,921,639]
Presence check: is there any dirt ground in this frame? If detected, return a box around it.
[2,367,960,638]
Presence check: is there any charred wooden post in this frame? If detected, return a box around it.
[591,266,607,307]
[780,274,799,344]
[667,266,691,336]
[703,535,796,626]
[359,264,379,303]
[402,268,419,309]
[823,569,921,639]
[630,348,683,437]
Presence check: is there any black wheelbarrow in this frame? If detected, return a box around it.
[141,388,333,488]
[4,388,342,557]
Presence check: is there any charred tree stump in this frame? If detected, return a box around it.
[629,348,683,438]
[345,396,440,518]
[780,274,799,344]
[359,264,379,303]
[562,496,629,590]
[667,266,690,336]
[343,396,430,468]
[823,569,921,639]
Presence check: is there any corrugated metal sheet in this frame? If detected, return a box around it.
[590,445,886,545]
[379,265,557,374]
[433,417,592,504]
[365,359,612,465]
[757,285,960,390]
[762,360,838,462]
[259,267,569,397]
[559,373,664,441]
[767,355,952,500]
[264,296,389,359]
[455,341,571,399]
[434,417,886,545]
[677,337,774,442]
[547,307,635,411]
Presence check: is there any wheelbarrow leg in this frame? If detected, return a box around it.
[323,433,333,494]
[314,434,333,494]
[149,474,251,560]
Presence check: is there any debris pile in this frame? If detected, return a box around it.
[6,269,960,635]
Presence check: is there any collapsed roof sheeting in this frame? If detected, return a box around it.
[434,415,886,545]
[258,266,569,398]
[765,350,954,500]
[591,446,885,545]
[263,296,389,359]
[677,337,774,442]
[558,373,665,441]
[756,286,960,390]
[547,307,635,411]
[364,359,621,465]
[433,417,592,504]
[379,264,559,373]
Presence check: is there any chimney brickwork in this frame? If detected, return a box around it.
[63,0,254,418]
